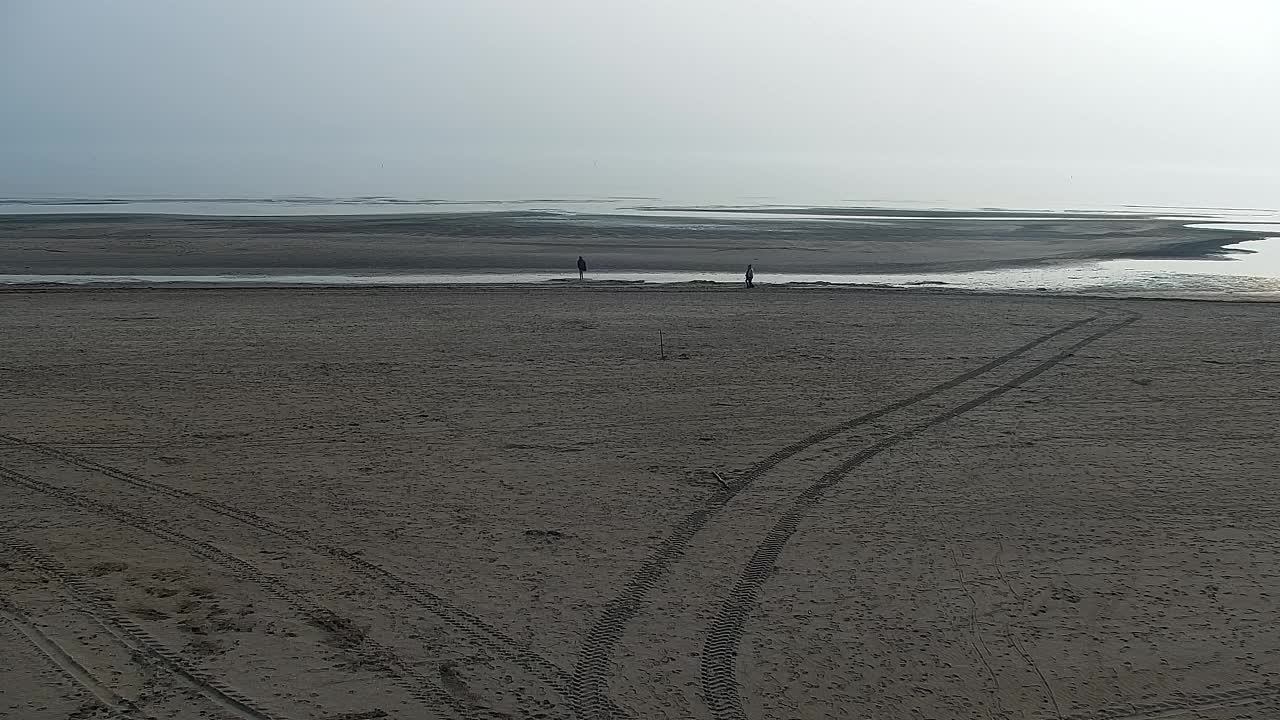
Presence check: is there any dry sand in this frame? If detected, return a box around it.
[1,286,1278,720]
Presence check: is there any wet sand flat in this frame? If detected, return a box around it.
[2,287,1279,719]
[0,210,1254,276]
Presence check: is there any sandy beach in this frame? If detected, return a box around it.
[2,286,1279,719]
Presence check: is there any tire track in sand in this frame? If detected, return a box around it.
[0,531,280,720]
[699,312,1139,720]
[0,463,479,720]
[0,432,576,706]
[0,600,154,720]
[569,311,1106,719]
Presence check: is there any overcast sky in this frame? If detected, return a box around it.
[2,1,1277,207]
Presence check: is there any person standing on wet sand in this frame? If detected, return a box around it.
[577,256,587,280]
[745,263,754,288]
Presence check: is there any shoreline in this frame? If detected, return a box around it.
[2,280,1277,304]
[4,228,1280,301]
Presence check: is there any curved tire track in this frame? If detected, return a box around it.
[0,432,574,704]
[0,463,477,720]
[1,531,280,720]
[699,312,1139,720]
[569,311,1107,719]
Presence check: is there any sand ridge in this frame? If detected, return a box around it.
[0,211,1254,276]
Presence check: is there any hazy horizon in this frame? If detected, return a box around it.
[3,1,1277,208]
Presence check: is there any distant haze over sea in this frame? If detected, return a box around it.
[1,195,1276,220]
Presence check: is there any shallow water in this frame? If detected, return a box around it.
[5,237,1280,299]
[3,196,1276,223]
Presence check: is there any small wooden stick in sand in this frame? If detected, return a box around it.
[712,471,730,490]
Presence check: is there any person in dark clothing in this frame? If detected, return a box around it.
[577,256,587,280]
[745,264,754,288]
